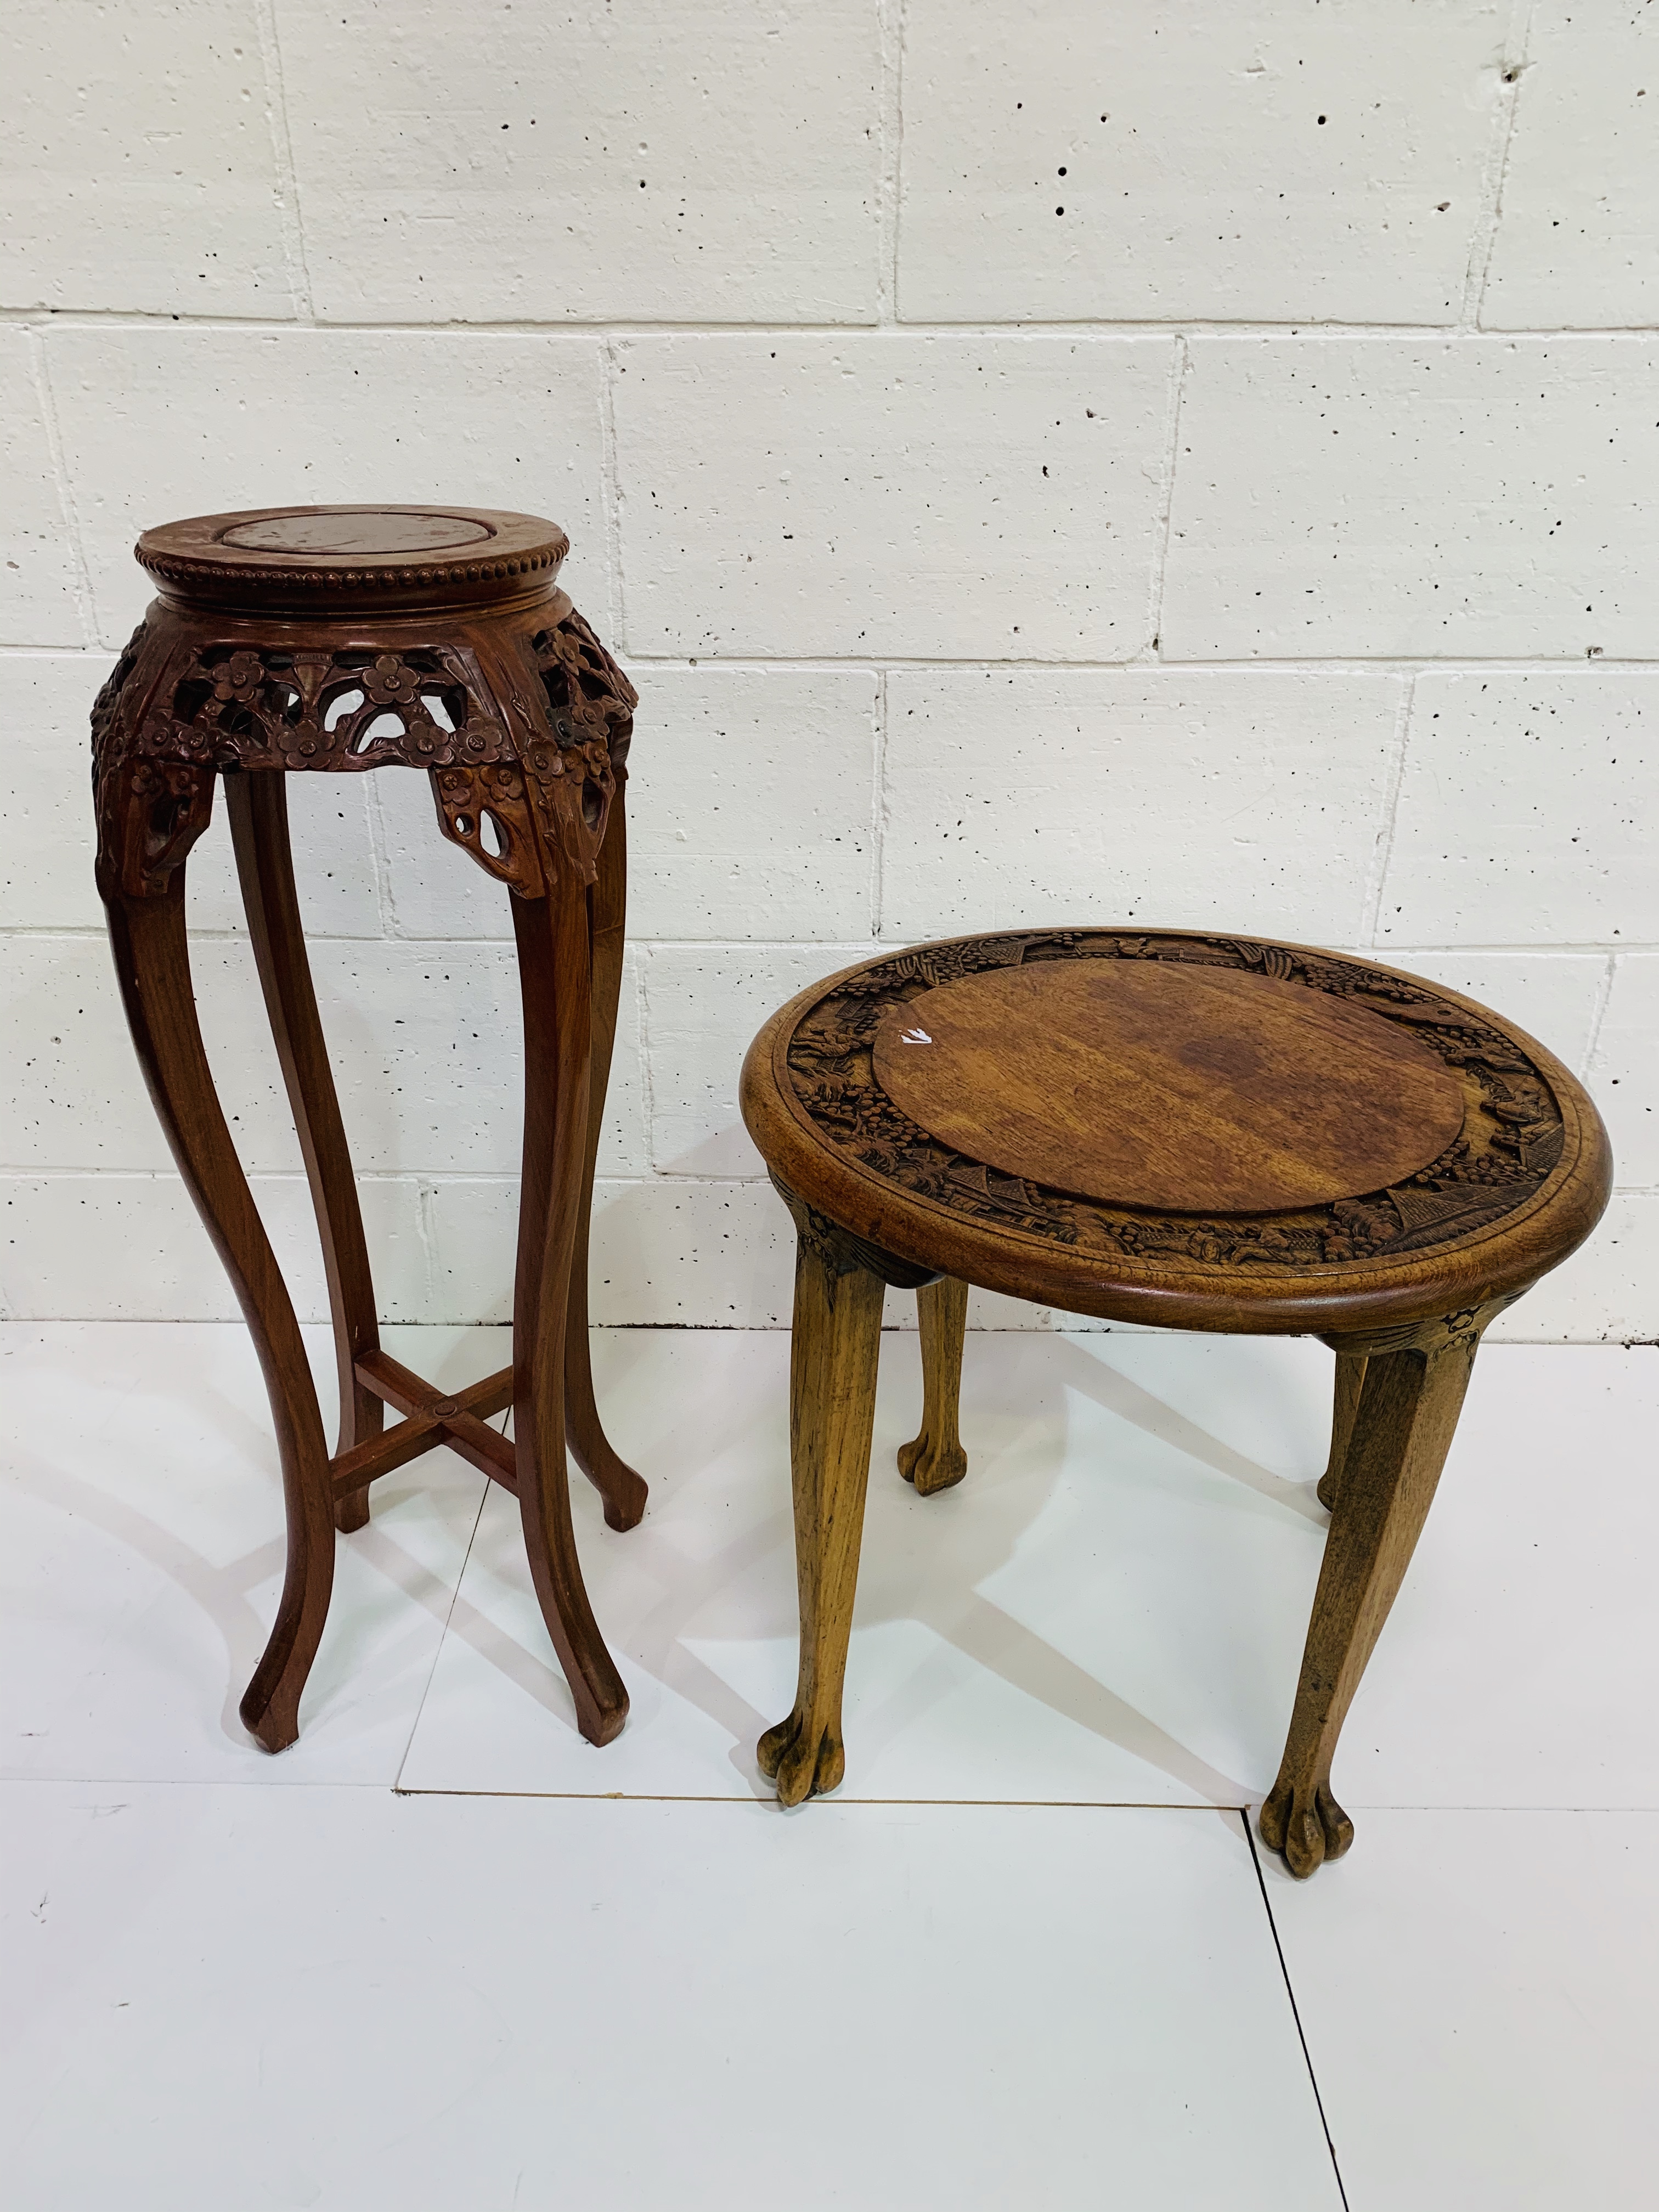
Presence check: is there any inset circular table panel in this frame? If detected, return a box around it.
[218,510,497,554]
[871,958,1467,1215]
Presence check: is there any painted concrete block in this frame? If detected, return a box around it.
[4,932,288,1175]
[1380,951,1608,1079]
[643,941,878,1178]
[1487,1194,1658,1343]
[280,0,881,324]
[427,1176,794,1329]
[1,0,293,317]
[1483,9,1659,329]
[45,328,608,647]
[369,663,879,945]
[625,664,877,941]
[881,667,1401,946]
[166,775,385,942]
[1379,672,1655,947]
[298,940,642,1180]
[615,334,1172,659]
[1,1172,428,1323]
[1,653,108,930]
[900,0,1503,324]
[4,931,644,1182]
[370,766,512,944]
[1,335,84,649]
[1587,956,1659,1190]
[1161,338,1659,659]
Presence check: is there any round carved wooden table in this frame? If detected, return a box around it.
[739,927,1613,1876]
[92,505,644,1754]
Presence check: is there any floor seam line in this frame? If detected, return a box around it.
[1244,1812,1352,2212]
[390,1419,497,1793]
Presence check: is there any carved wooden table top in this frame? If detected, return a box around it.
[741,927,1611,1335]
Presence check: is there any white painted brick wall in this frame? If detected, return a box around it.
[3,2,1654,1341]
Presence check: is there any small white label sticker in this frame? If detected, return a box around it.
[901,1027,933,1045]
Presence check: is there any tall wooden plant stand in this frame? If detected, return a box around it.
[92,505,644,1753]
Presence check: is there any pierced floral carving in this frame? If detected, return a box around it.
[90,603,635,899]
[783,931,1570,1277]
[431,762,545,898]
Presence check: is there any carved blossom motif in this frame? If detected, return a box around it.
[90,606,636,901]
[784,932,1568,1276]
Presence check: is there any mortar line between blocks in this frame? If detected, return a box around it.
[1243,1815,1352,2211]
[33,1167,1659,1193]
[27,332,97,648]
[8,928,1659,957]
[413,1180,440,1319]
[1459,6,1531,331]
[1579,953,1620,1077]
[1361,670,1417,946]
[600,336,627,648]
[252,0,315,323]
[876,0,906,326]
[1141,334,1188,660]
[871,669,889,936]
[638,946,662,1175]
[362,773,400,941]
[8,645,1659,675]
[597,653,1659,674]
[9,308,1659,340]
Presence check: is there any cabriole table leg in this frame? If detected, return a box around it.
[562,794,648,1530]
[757,1216,887,1808]
[1317,1347,1369,1515]
[758,1189,941,1805]
[511,867,630,1747]
[105,866,337,1753]
[227,770,383,1534]
[1261,1299,1515,1877]
[897,1274,970,1496]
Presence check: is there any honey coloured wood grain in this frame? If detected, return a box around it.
[871,960,1467,1215]
[744,927,1615,1872]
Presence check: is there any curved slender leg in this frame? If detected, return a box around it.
[227,772,381,1534]
[511,867,630,1746]
[105,874,335,1752]
[1262,1305,1505,1877]
[1316,1348,1368,1514]
[758,1219,885,1807]
[897,1274,969,1496]
[563,798,647,1531]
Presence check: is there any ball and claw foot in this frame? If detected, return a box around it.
[896,1429,968,1496]
[1259,1778,1355,1878]
[758,1714,845,1808]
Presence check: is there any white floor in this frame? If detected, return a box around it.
[2,1324,1655,2210]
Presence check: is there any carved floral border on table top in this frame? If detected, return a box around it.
[783,931,1567,1276]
